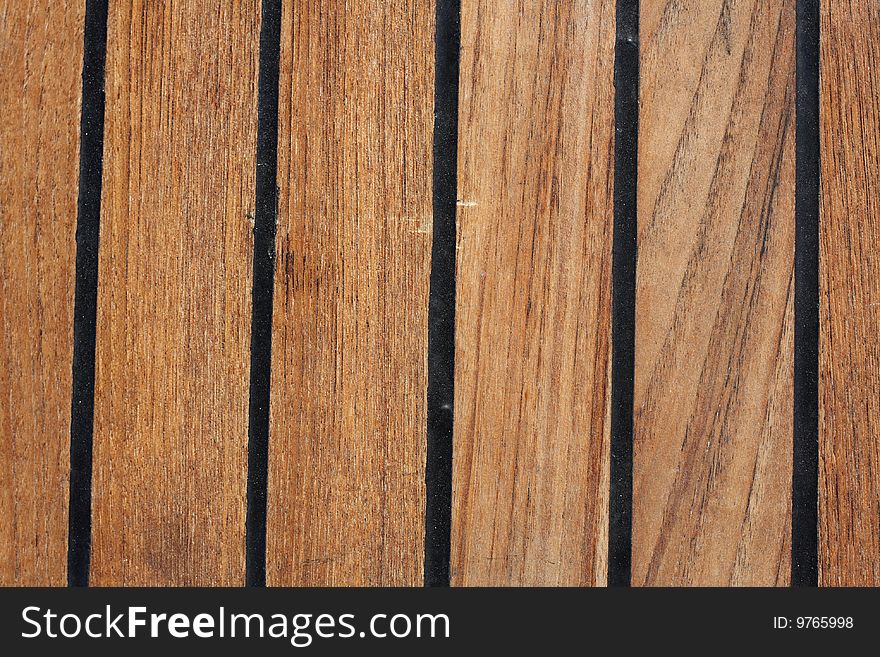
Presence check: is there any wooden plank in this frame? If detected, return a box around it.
[819,1,880,586]
[450,0,615,586]
[633,0,794,585]
[0,0,84,585]
[90,0,260,585]
[265,0,434,586]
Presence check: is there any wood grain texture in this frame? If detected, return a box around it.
[265,0,434,586]
[819,0,880,587]
[90,0,260,585]
[633,0,794,586]
[0,0,83,586]
[450,0,615,587]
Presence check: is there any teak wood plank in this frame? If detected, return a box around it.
[819,1,880,587]
[450,0,615,586]
[265,0,434,586]
[90,0,260,585]
[633,0,795,585]
[0,0,84,585]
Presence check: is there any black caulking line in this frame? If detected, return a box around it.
[67,0,109,588]
[424,0,461,588]
[792,0,820,588]
[609,0,639,588]
[245,0,282,588]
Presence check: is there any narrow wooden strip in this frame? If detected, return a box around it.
[0,0,85,586]
[819,0,880,586]
[91,0,260,585]
[633,0,795,586]
[451,0,615,586]
[266,0,434,586]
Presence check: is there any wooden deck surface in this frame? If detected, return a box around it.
[0,0,875,586]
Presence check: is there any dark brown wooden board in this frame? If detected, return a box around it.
[819,0,880,587]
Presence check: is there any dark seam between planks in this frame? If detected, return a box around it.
[792,0,819,588]
[609,0,638,588]
[424,0,461,588]
[67,0,109,589]
[245,0,282,588]
[67,0,109,588]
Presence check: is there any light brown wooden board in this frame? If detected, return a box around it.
[0,0,83,586]
[633,0,794,586]
[819,1,880,587]
[450,0,615,587]
[265,0,434,586]
[90,0,260,585]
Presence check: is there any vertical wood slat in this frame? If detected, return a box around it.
[450,0,615,586]
[819,1,880,586]
[0,0,84,585]
[633,0,795,585]
[90,0,260,585]
[265,0,434,586]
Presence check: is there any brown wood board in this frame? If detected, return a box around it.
[90,0,260,585]
[265,0,435,586]
[632,0,795,586]
[0,0,84,586]
[819,0,880,587]
[450,0,616,586]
